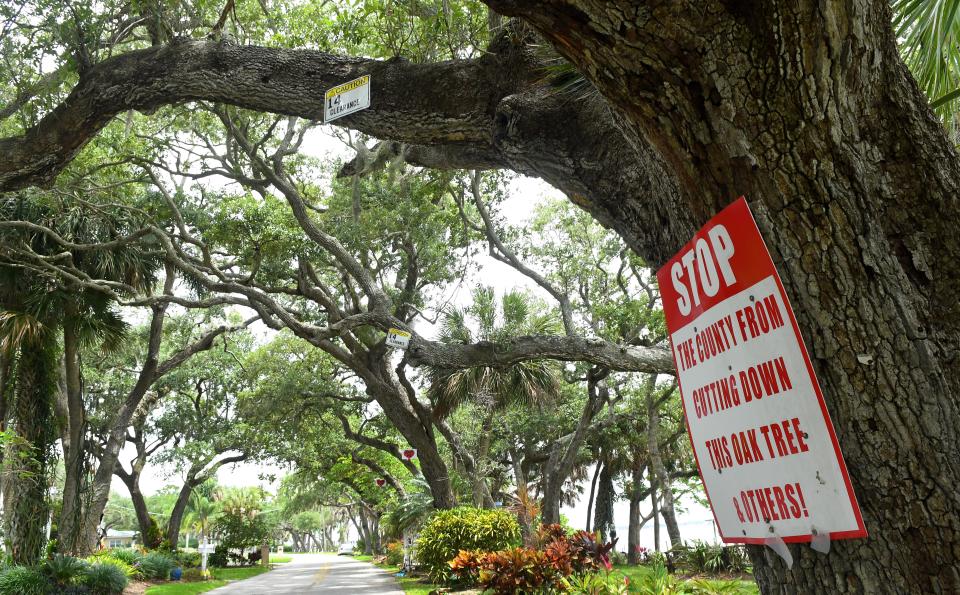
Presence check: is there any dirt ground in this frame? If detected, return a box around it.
[123,580,155,594]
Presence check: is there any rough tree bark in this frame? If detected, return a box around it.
[651,483,660,553]
[484,1,960,592]
[6,338,57,565]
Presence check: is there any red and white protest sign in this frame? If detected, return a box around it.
[656,197,866,544]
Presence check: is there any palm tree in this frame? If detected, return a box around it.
[425,287,562,507]
[0,304,59,565]
[893,0,960,132]
[0,193,160,561]
[185,493,220,545]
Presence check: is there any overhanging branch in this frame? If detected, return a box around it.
[406,335,674,374]
[0,35,534,192]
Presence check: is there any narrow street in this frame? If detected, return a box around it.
[206,554,404,594]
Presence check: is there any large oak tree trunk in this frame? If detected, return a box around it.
[488,1,960,592]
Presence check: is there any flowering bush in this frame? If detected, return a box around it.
[448,524,619,593]
[384,540,404,566]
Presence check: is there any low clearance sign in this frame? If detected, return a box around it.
[656,197,866,544]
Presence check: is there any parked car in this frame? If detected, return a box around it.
[337,542,355,555]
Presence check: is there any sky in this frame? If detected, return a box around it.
[119,124,719,550]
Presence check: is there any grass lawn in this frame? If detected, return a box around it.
[144,566,271,594]
[142,581,227,595]
[270,555,293,563]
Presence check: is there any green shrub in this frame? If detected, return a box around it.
[562,570,631,595]
[208,545,228,568]
[676,541,749,574]
[83,563,129,595]
[0,565,49,595]
[84,555,137,579]
[43,554,88,588]
[140,552,175,580]
[173,550,202,568]
[85,549,114,559]
[416,506,521,583]
[105,548,143,567]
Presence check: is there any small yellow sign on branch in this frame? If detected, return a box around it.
[386,328,411,350]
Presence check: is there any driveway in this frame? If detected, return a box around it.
[205,553,404,594]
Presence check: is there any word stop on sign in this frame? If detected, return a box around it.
[669,224,736,316]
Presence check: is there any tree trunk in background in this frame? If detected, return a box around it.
[486,1,960,591]
[369,511,382,553]
[627,493,641,564]
[6,339,58,565]
[541,373,607,526]
[659,488,681,550]
[473,408,496,507]
[115,466,160,549]
[368,384,455,509]
[584,460,600,532]
[58,318,98,556]
[627,458,649,564]
[646,379,681,549]
[592,457,615,538]
[510,451,535,544]
[651,484,660,553]
[166,465,204,548]
[0,348,11,536]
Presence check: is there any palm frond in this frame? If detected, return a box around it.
[439,308,472,344]
[894,0,960,125]
[0,310,48,352]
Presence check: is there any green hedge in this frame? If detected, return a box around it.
[415,506,521,583]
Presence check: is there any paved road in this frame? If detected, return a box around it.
[206,553,404,594]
